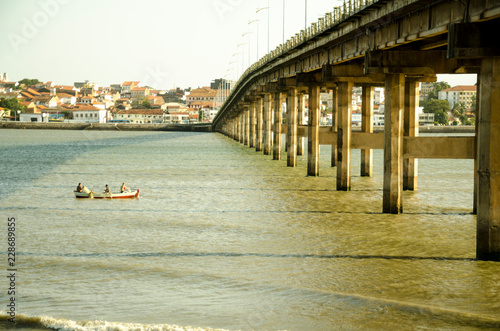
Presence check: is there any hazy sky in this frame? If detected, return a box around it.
[0,0,476,90]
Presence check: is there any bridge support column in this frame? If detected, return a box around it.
[337,82,353,190]
[239,113,243,143]
[477,58,500,261]
[243,108,250,146]
[273,92,283,161]
[263,94,272,155]
[331,87,338,167]
[249,102,256,148]
[287,88,298,167]
[361,85,373,176]
[308,85,321,176]
[297,92,305,156]
[256,98,263,152]
[234,119,238,141]
[383,74,405,214]
[404,81,419,190]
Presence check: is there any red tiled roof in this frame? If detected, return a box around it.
[73,105,102,111]
[441,85,477,92]
[116,109,163,115]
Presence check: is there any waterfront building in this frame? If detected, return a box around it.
[72,105,108,123]
[114,108,164,124]
[186,87,217,109]
[438,85,477,109]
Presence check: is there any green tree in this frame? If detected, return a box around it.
[427,81,450,100]
[452,102,466,117]
[18,78,41,87]
[0,97,26,112]
[460,114,471,125]
[141,99,151,109]
[423,99,450,114]
[434,110,449,125]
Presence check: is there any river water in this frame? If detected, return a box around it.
[0,129,498,331]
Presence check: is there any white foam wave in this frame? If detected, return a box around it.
[0,312,235,331]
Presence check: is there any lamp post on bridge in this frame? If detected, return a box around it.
[256,6,269,61]
[257,1,270,56]
[237,42,246,75]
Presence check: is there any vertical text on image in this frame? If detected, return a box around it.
[7,217,17,324]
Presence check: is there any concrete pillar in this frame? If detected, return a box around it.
[383,74,405,214]
[403,81,419,190]
[337,82,353,190]
[239,113,243,144]
[273,92,283,161]
[233,119,237,140]
[256,97,263,152]
[308,85,321,176]
[474,75,480,215]
[287,88,298,167]
[263,94,272,155]
[297,93,305,156]
[361,85,373,176]
[477,58,500,261]
[331,87,338,167]
[249,102,256,148]
[243,108,250,146]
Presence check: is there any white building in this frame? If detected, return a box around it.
[72,106,108,123]
[114,109,164,124]
[19,112,49,123]
[438,85,476,109]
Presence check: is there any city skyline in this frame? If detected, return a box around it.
[1,0,477,90]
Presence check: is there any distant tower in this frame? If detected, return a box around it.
[2,73,8,82]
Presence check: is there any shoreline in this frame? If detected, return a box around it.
[0,121,476,134]
[0,122,212,132]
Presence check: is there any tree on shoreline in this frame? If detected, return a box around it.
[0,97,26,113]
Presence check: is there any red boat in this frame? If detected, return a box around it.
[74,188,139,199]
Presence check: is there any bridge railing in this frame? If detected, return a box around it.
[216,0,379,121]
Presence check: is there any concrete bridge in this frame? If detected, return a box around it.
[212,0,500,261]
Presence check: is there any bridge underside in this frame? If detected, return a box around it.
[212,0,500,261]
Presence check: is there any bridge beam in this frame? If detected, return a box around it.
[477,58,500,261]
[383,74,405,214]
[365,50,480,75]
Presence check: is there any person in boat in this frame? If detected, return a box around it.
[76,183,83,192]
[120,182,129,193]
[104,185,111,194]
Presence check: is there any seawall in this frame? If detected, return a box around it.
[0,122,212,132]
[0,122,475,134]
